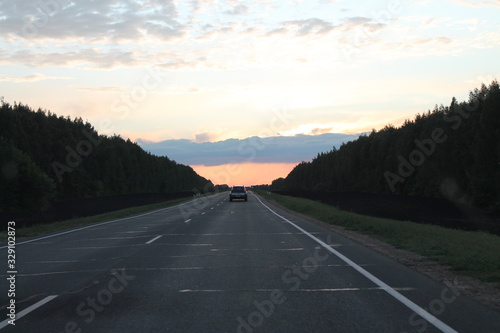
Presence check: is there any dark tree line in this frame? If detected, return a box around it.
[279,81,500,212]
[0,101,212,213]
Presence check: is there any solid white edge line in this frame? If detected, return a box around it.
[0,195,221,249]
[146,235,162,245]
[253,194,458,333]
[0,295,58,330]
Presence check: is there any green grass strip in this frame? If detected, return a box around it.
[259,191,500,283]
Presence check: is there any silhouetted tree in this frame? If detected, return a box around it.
[280,81,500,212]
[0,101,212,213]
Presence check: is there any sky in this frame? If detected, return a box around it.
[1,0,499,185]
[138,133,361,184]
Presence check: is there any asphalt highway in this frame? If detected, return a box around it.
[1,191,499,332]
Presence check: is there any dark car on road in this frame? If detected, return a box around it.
[229,186,248,202]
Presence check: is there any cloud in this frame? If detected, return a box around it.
[311,127,334,135]
[456,18,483,31]
[195,24,234,40]
[278,122,364,136]
[410,36,453,46]
[0,0,184,42]
[77,86,124,93]
[189,0,227,16]
[0,73,71,82]
[344,17,372,25]
[261,16,388,43]
[194,132,218,143]
[225,4,249,16]
[338,16,386,34]
[264,18,336,37]
[159,57,208,70]
[287,18,336,36]
[337,13,489,61]
[0,48,139,69]
[398,16,452,30]
[370,35,457,59]
[263,27,288,37]
[0,1,469,71]
[1,1,496,75]
[138,133,362,166]
[448,0,500,8]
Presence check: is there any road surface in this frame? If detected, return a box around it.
[1,191,499,332]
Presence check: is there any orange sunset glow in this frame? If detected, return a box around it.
[191,162,297,187]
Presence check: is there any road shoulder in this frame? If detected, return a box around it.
[261,195,500,313]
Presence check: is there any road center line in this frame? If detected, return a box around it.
[178,287,415,293]
[146,235,162,244]
[0,295,58,330]
[0,196,217,249]
[254,194,458,333]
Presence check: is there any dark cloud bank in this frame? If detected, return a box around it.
[138,133,362,166]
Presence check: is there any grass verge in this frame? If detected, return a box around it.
[259,191,500,283]
[0,196,196,242]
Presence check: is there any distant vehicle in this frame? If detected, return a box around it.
[229,186,248,202]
